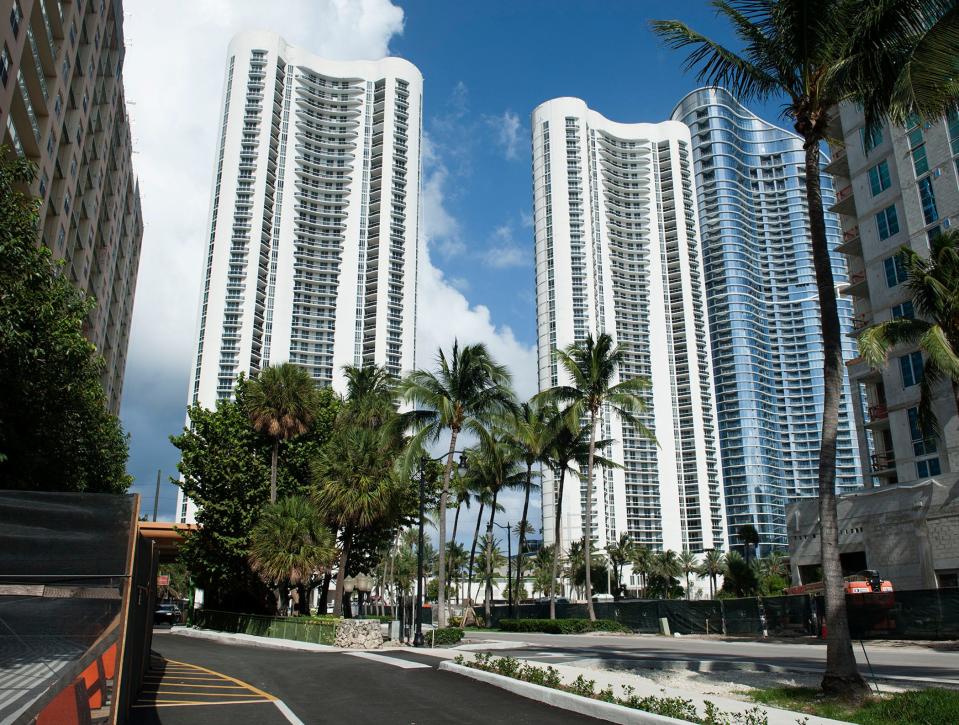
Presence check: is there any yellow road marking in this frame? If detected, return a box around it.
[141,683,247,689]
[163,658,276,701]
[139,692,264,698]
[132,699,273,708]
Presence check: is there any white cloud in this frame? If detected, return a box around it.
[484,110,523,160]
[481,224,531,269]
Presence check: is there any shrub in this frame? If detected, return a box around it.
[430,627,464,646]
[498,618,630,634]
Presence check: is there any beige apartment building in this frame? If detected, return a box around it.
[1,0,142,412]
[788,104,959,590]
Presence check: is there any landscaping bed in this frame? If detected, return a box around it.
[749,685,959,725]
[455,653,771,724]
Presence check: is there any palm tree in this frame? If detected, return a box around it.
[248,496,336,615]
[651,0,958,694]
[700,549,725,599]
[738,524,760,566]
[649,550,683,600]
[530,545,556,597]
[541,332,652,620]
[245,363,317,503]
[499,399,554,617]
[400,341,515,627]
[449,468,474,544]
[476,533,506,613]
[679,550,698,601]
[605,532,637,600]
[544,419,617,619]
[632,545,653,598]
[722,551,758,598]
[860,230,959,439]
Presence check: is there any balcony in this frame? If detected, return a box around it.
[841,271,869,298]
[836,225,862,255]
[871,452,897,475]
[865,403,890,429]
[830,184,857,216]
[824,146,849,176]
[847,313,870,336]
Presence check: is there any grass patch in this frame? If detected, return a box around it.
[749,686,959,724]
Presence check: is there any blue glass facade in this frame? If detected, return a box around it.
[672,88,862,554]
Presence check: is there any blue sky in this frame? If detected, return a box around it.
[120,0,784,529]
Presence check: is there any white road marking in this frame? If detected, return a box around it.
[274,699,306,724]
[345,651,431,669]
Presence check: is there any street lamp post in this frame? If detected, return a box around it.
[492,521,512,619]
[413,455,428,647]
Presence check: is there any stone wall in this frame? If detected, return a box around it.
[333,619,384,649]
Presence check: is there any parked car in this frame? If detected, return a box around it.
[591,593,614,602]
[154,603,181,625]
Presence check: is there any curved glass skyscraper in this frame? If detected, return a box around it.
[671,88,862,553]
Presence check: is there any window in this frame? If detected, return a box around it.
[868,160,891,195]
[918,176,938,225]
[899,351,924,387]
[908,126,929,176]
[861,124,883,154]
[917,457,941,478]
[884,252,907,287]
[0,44,9,87]
[908,407,937,456]
[876,205,899,240]
[892,301,914,319]
[948,109,959,156]
[54,93,62,118]
[10,1,21,37]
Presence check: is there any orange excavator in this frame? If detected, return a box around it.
[787,569,893,596]
[788,571,896,637]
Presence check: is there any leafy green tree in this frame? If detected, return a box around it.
[171,379,337,610]
[860,230,959,438]
[679,550,698,600]
[632,545,654,598]
[245,363,318,503]
[756,551,790,596]
[400,340,515,627]
[0,152,130,493]
[648,550,683,600]
[249,496,336,614]
[567,537,609,597]
[541,331,652,620]
[651,0,959,694]
[530,545,557,598]
[606,532,638,600]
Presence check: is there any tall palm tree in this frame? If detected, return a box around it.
[738,524,760,566]
[633,545,654,598]
[678,550,698,601]
[651,0,959,693]
[649,550,683,600]
[543,420,617,619]
[449,468,474,544]
[477,533,506,612]
[860,230,959,438]
[700,549,725,599]
[605,532,637,600]
[541,332,652,620]
[463,454,503,606]
[530,545,556,597]
[400,341,515,627]
[499,399,554,616]
[248,496,336,615]
[245,363,317,503]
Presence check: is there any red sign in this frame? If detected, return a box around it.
[157,575,170,586]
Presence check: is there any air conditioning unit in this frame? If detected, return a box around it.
[943,218,952,229]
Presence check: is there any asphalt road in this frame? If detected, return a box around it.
[470,631,959,687]
[131,631,600,724]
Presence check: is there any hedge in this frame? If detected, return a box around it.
[498,618,629,634]
[430,627,464,645]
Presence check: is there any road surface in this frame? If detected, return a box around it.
[467,631,959,687]
[131,630,599,724]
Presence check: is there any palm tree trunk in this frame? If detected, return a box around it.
[436,429,459,628]
[317,571,332,614]
[550,466,566,620]
[685,573,690,601]
[515,463,533,614]
[482,489,499,617]
[584,409,598,621]
[466,501,485,606]
[452,504,462,545]
[333,523,353,617]
[802,135,866,694]
[270,440,279,503]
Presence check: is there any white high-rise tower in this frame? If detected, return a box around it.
[532,98,726,560]
[177,32,422,522]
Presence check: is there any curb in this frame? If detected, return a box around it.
[169,626,342,652]
[438,661,687,725]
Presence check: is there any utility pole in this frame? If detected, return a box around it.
[413,456,426,647]
[152,469,161,522]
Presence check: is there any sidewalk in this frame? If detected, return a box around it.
[168,625,343,652]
